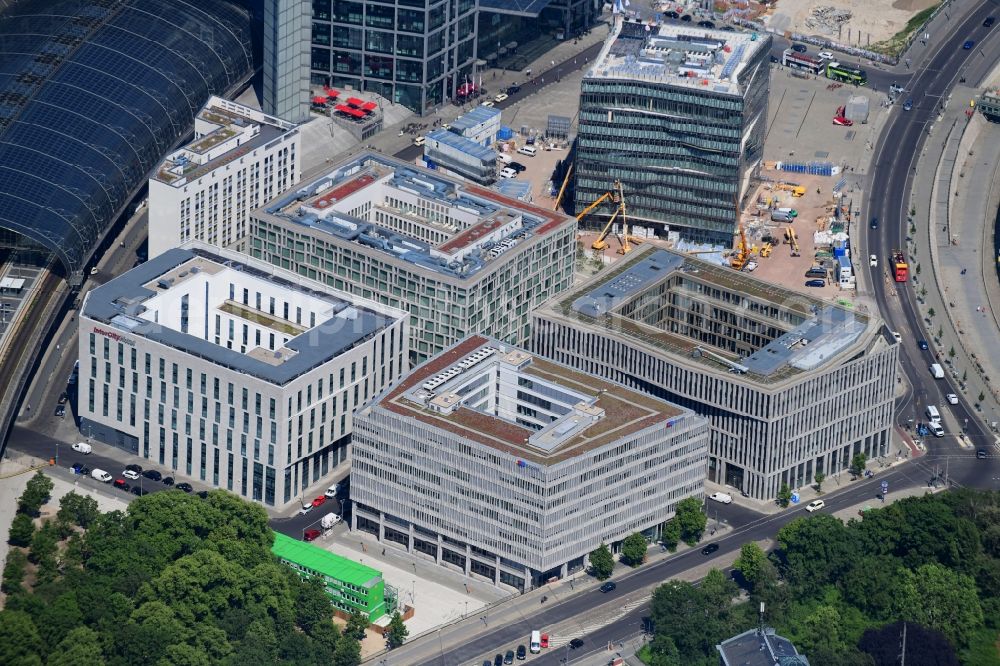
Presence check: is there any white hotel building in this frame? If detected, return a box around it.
[78,243,407,510]
[148,96,301,258]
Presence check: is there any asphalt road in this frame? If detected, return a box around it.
[422,466,929,666]
[865,0,1000,491]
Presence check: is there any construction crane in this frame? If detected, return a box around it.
[576,180,621,223]
[785,227,800,257]
[776,182,806,197]
[615,181,638,255]
[730,223,750,270]
[760,242,773,258]
[553,164,573,211]
[590,180,627,251]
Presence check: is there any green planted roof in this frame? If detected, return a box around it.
[271,532,383,588]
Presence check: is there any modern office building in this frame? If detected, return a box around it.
[423,129,497,184]
[532,246,899,501]
[574,18,771,246]
[262,0,311,122]
[271,532,391,620]
[77,243,407,510]
[351,335,709,591]
[308,0,477,114]
[0,0,252,281]
[148,96,301,258]
[248,152,576,363]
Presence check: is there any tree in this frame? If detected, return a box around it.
[17,471,53,516]
[47,626,104,666]
[620,532,648,567]
[331,634,361,666]
[733,542,770,592]
[928,307,935,318]
[674,497,707,545]
[589,543,614,580]
[799,605,842,655]
[8,513,34,547]
[650,572,737,661]
[777,483,792,508]
[2,549,28,595]
[385,611,408,648]
[645,634,681,666]
[814,471,826,492]
[948,346,956,359]
[295,577,333,633]
[0,610,42,665]
[776,515,858,589]
[978,391,985,403]
[895,563,984,647]
[660,519,681,551]
[859,621,958,666]
[850,452,867,477]
[28,521,57,565]
[57,492,99,529]
[343,607,368,641]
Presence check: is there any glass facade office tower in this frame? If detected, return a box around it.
[309,0,477,114]
[574,19,771,246]
[263,0,312,122]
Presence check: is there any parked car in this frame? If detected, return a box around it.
[175,482,193,493]
[540,634,549,648]
[71,462,84,474]
[600,581,617,593]
[196,490,209,499]
[701,543,719,555]
[504,650,515,664]
[679,14,692,22]
[508,162,527,173]
[324,483,340,498]
[481,100,495,108]
[71,442,91,454]
[806,499,826,512]
[494,92,509,103]
[91,469,112,483]
[946,393,959,405]
[516,644,526,660]
[569,638,585,649]
[304,529,321,542]
[300,502,314,515]
[744,260,758,272]
[708,491,733,504]
[161,476,174,486]
[123,469,140,480]
[125,463,142,474]
[113,478,129,491]
[494,654,504,666]
[697,20,714,28]
[499,167,518,179]
[805,279,826,288]
[142,469,162,481]
[412,136,425,146]
[791,43,807,53]
[53,405,65,417]
[507,85,521,94]
[131,486,149,496]
[664,10,678,18]
[818,51,834,59]
[312,495,328,508]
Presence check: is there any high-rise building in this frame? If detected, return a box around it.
[248,152,576,363]
[78,244,407,510]
[574,18,771,246]
[532,246,899,500]
[148,96,301,258]
[262,0,311,121]
[309,0,477,114]
[351,335,709,591]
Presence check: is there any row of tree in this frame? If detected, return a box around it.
[2,473,366,665]
[640,489,1000,665]
[589,497,709,580]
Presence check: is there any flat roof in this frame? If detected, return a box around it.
[449,106,501,132]
[82,244,399,386]
[588,18,768,95]
[271,533,383,588]
[373,335,688,465]
[542,245,876,385]
[426,128,497,161]
[255,152,573,281]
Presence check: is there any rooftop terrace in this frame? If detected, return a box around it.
[545,245,875,385]
[256,152,573,280]
[588,17,768,95]
[376,335,685,465]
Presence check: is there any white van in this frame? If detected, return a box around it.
[71,442,92,454]
[530,630,541,654]
[925,405,941,422]
[929,363,945,379]
[517,145,537,157]
[496,152,512,165]
[91,469,112,483]
[929,421,945,437]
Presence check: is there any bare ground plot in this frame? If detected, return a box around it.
[768,0,939,46]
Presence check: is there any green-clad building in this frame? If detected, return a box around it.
[271,532,389,621]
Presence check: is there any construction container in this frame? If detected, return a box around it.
[844,95,869,124]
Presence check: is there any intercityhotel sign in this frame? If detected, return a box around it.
[93,327,135,347]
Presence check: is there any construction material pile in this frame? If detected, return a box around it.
[804,6,853,34]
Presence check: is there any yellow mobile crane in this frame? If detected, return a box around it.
[730,223,750,270]
[553,165,573,211]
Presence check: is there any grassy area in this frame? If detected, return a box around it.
[870,3,941,57]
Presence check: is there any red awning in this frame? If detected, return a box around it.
[361,101,377,111]
[346,97,364,106]
[312,96,328,104]
[325,88,339,98]
[350,108,365,118]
